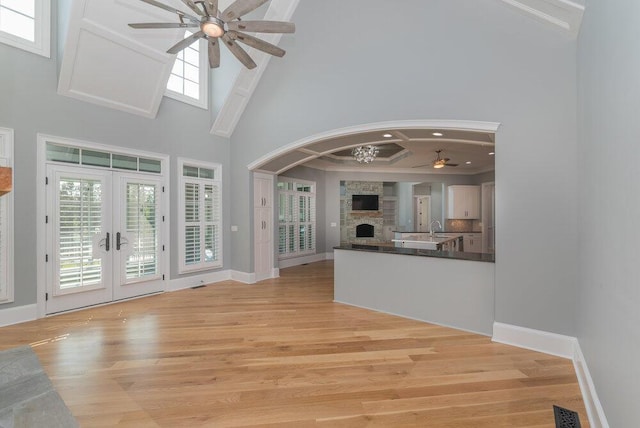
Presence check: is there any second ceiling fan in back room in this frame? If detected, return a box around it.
[129,0,296,69]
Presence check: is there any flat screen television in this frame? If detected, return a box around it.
[352,194,379,210]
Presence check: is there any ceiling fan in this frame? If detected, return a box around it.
[414,150,459,169]
[129,0,296,70]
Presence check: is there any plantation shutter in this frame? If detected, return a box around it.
[124,183,158,279]
[57,177,103,289]
[184,182,200,265]
[277,179,316,258]
[180,162,222,272]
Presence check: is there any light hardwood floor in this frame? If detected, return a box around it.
[0,261,588,427]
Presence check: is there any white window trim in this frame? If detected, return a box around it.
[164,37,209,110]
[0,127,14,304]
[178,158,222,273]
[0,0,51,58]
[278,177,316,260]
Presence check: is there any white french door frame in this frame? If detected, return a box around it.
[36,134,170,318]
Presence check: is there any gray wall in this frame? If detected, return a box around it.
[230,0,578,336]
[0,3,231,310]
[577,0,640,425]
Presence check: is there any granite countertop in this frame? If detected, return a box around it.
[335,244,495,263]
[393,230,482,234]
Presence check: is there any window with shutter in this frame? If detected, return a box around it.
[178,159,222,273]
[277,178,316,259]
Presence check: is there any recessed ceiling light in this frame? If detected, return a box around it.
[383,133,393,138]
[465,161,472,165]
[432,132,444,137]
[489,152,495,156]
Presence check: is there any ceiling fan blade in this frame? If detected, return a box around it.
[227,20,295,33]
[129,22,198,29]
[208,38,221,68]
[180,0,204,16]
[167,31,205,54]
[221,0,269,21]
[221,34,257,69]
[138,0,200,23]
[228,31,285,57]
[207,0,219,16]
[445,163,459,167]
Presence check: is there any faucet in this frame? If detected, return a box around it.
[429,220,442,237]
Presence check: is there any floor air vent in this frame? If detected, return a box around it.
[553,405,581,428]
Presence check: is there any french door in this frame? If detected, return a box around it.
[45,165,164,314]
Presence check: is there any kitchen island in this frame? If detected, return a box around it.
[334,244,495,335]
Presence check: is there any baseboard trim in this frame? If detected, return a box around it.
[168,270,232,292]
[493,322,608,428]
[492,321,576,359]
[278,252,333,269]
[231,270,256,284]
[0,304,37,327]
[573,341,610,428]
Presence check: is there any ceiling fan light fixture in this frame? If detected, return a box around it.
[433,160,446,169]
[353,145,379,164]
[432,132,444,137]
[202,18,225,38]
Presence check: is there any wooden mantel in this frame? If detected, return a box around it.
[0,167,12,196]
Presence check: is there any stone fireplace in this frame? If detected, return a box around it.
[343,181,385,244]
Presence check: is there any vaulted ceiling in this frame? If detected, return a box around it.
[56,0,584,174]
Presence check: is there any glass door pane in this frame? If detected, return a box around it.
[113,174,163,300]
[46,165,113,314]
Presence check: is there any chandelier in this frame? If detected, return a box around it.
[352,145,379,164]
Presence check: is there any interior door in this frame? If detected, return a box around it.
[46,165,113,314]
[415,196,431,232]
[46,167,164,314]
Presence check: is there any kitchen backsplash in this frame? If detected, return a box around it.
[445,219,482,232]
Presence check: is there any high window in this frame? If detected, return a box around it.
[278,178,316,258]
[178,159,222,272]
[0,128,14,304]
[0,0,50,57]
[165,32,208,109]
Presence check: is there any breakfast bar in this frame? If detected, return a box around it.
[334,244,495,335]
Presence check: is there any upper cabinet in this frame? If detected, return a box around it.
[254,174,273,208]
[447,185,480,219]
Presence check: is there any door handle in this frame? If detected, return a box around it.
[105,232,110,252]
[116,232,121,251]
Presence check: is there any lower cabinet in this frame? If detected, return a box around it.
[463,233,483,253]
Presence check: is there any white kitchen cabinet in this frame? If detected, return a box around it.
[463,233,483,253]
[254,175,273,208]
[254,173,274,281]
[447,185,480,219]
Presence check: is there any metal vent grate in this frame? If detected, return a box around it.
[553,405,581,428]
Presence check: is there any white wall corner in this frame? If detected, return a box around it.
[492,321,576,359]
[230,270,256,284]
[0,304,38,328]
[573,341,610,428]
[168,270,232,292]
[493,322,609,428]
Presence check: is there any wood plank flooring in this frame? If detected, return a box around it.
[0,261,589,427]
